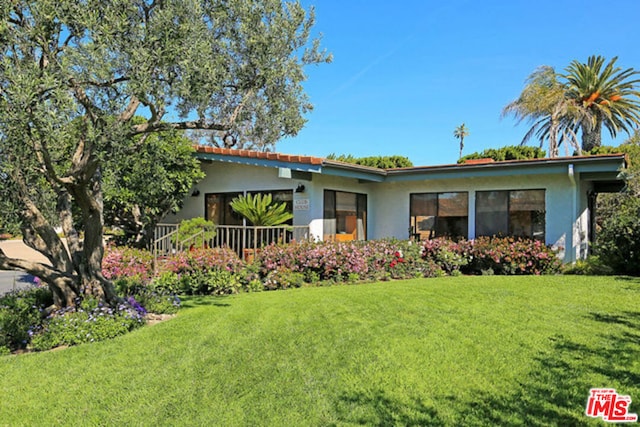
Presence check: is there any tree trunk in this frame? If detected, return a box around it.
[69,172,119,305]
[581,119,602,152]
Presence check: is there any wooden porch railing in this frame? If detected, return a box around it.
[153,224,311,266]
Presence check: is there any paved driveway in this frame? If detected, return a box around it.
[0,239,48,295]
[0,271,37,295]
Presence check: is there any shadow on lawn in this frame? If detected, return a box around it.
[333,311,640,426]
[459,311,640,426]
[178,296,232,309]
[334,389,444,426]
[613,276,640,293]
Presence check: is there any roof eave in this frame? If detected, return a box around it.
[196,152,323,173]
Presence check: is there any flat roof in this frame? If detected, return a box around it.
[194,145,627,184]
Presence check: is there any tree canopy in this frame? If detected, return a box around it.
[0,0,330,308]
[458,146,546,163]
[587,132,640,274]
[504,56,640,154]
[565,56,640,151]
[502,66,582,157]
[326,154,414,169]
[102,119,205,248]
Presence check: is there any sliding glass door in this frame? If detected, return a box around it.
[323,190,367,241]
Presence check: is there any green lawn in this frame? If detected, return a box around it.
[1,276,639,426]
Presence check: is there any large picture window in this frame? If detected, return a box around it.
[475,189,545,240]
[205,190,293,225]
[410,192,468,239]
[323,190,367,241]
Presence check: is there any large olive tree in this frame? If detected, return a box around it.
[0,0,330,308]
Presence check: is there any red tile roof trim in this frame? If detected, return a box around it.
[194,145,324,165]
[195,145,627,172]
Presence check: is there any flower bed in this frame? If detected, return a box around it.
[101,237,562,297]
[0,237,563,354]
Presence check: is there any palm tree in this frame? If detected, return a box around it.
[502,66,583,157]
[454,123,469,159]
[564,55,640,151]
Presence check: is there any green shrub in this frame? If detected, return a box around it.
[149,271,182,295]
[421,239,469,275]
[346,273,360,284]
[238,263,264,292]
[179,270,241,295]
[114,275,146,296]
[304,270,321,284]
[459,145,546,163]
[173,217,216,248]
[595,196,640,276]
[244,279,264,293]
[564,256,614,275]
[114,274,181,314]
[0,287,52,352]
[264,268,305,290]
[326,154,414,168]
[135,290,180,314]
[30,298,145,351]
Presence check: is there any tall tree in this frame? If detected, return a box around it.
[506,57,640,154]
[0,0,330,308]
[453,123,469,159]
[502,66,583,157]
[564,56,640,151]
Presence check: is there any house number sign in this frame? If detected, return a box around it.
[294,199,310,211]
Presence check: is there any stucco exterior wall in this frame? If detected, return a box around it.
[163,162,375,241]
[369,172,587,263]
[165,161,592,264]
[164,162,311,225]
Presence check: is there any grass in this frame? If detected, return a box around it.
[1,275,639,426]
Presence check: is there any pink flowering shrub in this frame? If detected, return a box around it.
[372,239,442,279]
[103,246,243,296]
[258,241,368,282]
[159,247,243,275]
[101,236,562,299]
[421,238,469,275]
[257,239,440,283]
[419,237,561,275]
[157,247,244,295]
[464,236,562,275]
[102,245,154,283]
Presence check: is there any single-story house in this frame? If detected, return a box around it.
[163,146,627,264]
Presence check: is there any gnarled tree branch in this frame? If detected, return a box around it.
[130,119,229,135]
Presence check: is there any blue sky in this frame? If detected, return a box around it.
[278,0,640,166]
